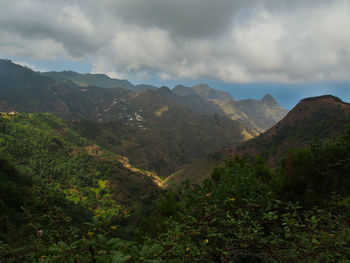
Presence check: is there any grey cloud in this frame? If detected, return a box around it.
[0,0,100,58]
[106,0,251,39]
[0,0,350,83]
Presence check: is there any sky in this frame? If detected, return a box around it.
[1,0,350,109]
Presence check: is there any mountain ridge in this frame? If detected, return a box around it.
[1,59,286,135]
[42,70,158,93]
[172,82,288,134]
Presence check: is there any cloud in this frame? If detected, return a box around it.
[0,30,68,60]
[103,0,250,39]
[0,0,350,83]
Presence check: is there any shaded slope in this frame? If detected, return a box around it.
[0,59,56,89]
[241,95,350,166]
[42,70,133,89]
[164,95,350,187]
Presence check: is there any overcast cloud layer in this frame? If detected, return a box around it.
[1,0,350,83]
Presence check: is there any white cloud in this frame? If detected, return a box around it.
[14,61,47,72]
[111,27,175,71]
[91,60,128,79]
[57,5,95,36]
[0,30,67,60]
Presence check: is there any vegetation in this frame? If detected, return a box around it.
[69,101,247,178]
[1,110,350,262]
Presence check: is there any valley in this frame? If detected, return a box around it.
[0,59,286,178]
[1,60,350,262]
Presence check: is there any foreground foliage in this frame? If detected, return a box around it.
[1,114,350,262]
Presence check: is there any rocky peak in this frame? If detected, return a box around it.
[261,94,278,106]
[156,86,175,99]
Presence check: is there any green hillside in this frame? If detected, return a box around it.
[0,113,159,204]
[0,112,163,261]
[2,114,350,262]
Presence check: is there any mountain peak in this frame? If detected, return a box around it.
[156,86,175,99]
[264,94,350,139]
[261,94,277,106]
[159,86,171,91]
[300,95,348,104]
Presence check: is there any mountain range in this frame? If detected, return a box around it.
[42,67,288,136]
[0,59,287,177]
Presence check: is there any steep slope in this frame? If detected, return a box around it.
[164,95,350,187]
[172,83,288,134]
[210,94,288,135]
[0,112,159,204]
[236,94,287,130]
[0,113,160,260]
[0,59,60,89]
